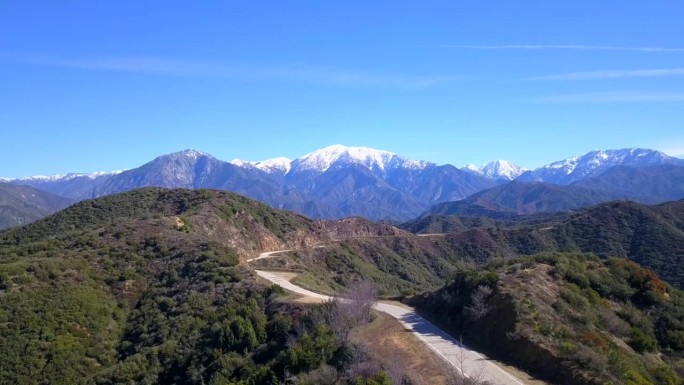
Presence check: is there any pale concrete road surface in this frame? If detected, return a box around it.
[247,249,292,262]
[250,250,525,385]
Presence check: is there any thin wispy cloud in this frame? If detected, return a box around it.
[59,56,228,77]
[530,91,684,104]
[441,44,684,52]
[526,68,684,81]
[8,54,458,88]
[239,65,459,87]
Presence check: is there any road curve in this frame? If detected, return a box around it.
[247,249,292,262]
[249,250,525,385]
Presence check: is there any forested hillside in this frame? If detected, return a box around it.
[0,188,397,385]
[405,199,684,289]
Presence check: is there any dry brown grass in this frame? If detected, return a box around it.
[353,311,449,385]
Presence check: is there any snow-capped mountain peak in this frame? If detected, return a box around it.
[461,160,526,181]
[295,145,391,172]
[519,148,683,185]
[293,144,429,172]
[480,160,527,180]
[540,148,671,175]
[253,157,292,173]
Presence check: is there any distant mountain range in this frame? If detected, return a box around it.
[0,182,74,228]
[517,148,684,184]
[429,163,684,218]
[2,145,684,225]
[4,146,496,222]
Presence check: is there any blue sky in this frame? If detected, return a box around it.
[1,1,684,177]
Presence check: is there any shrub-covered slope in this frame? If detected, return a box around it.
[0,188,344,385]
[251,233,505,297]
[403,199,684,289]
[413,253,684,385]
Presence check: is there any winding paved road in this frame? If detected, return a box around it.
[248,250,525,385]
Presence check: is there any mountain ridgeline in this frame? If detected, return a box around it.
[8,147,496,222]
[517,148,684,185]
[425,180,617,218]
[425,163,684,218]
[7,146,684,224]
[407,199,684,289]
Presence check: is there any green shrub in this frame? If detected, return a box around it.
[628,327,658,353]
[353,371,393,385]
[664,330,684,350]
[624,369,654,385]
[651,364,680,385]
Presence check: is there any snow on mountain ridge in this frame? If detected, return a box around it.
[461,160,527,180]
[228,145,431,174]
[462,164,482,175]
[11,170,127,182]
[519,148,683,185]
[254,157,292,173]
[229,159,254,168]
[155,148,216,161]
[539,148,668,175]
[167,149,213,160]
[480,160,527,180]
[9,146,682,187]
[229,157,292,173]
[293,144,430,172]
[254,156,292,174]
